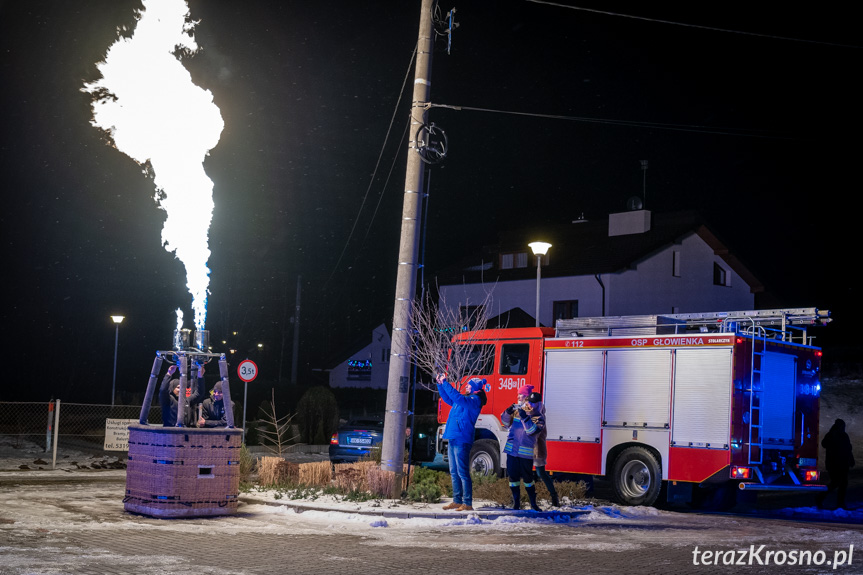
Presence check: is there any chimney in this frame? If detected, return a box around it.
[608,210,651,237]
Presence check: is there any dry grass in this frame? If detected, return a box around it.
[298,461,333,487]
[333,461,376,492]
[258,456,299,487]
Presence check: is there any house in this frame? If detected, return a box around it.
[435,210,764,325]
[328,323,391,389]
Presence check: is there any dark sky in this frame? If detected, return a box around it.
[1,1,860,402]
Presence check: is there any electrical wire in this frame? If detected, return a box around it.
[427,102,798,139]
[525,1,862,49]
[321,45,418,293]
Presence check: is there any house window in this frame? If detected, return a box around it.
[381,348,390,363]
[553,300,578,321]
[672,251,681,277]
[500,251,529,269]
[713,262,730,286]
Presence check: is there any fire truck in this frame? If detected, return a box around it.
[434,308,830,506]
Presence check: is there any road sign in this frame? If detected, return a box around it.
[237,359,258,382]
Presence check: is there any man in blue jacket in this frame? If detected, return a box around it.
[436,374,487,511]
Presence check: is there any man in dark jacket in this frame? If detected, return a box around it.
[437,374,486,512]
[817,418,855,509]
[197,382,234,428]
[158,363,205,427]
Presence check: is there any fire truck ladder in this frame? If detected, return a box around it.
[738,321,768,465]
[556,307,830,339]
[672,308,830,341]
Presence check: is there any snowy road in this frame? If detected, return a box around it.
[1,475,861,574]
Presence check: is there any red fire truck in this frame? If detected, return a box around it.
[435,308,830,506]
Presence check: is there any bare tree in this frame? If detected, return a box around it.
[256,389,298,457]
[408,286,499,391]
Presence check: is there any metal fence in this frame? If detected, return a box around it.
[0,401,161,470]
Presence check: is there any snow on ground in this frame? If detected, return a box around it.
[1,434,861,535]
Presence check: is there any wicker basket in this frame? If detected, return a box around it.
[124,423,242,518]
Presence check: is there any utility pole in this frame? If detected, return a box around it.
[380,0,434,480]
[290,275,301,385]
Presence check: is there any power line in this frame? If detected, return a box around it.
[427,102,798,139]
[525,1,862,49]
[321,45,417,294]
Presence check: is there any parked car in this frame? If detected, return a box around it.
[329,418,384,463]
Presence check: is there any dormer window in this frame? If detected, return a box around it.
[500,251,529,269]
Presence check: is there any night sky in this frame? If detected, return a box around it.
[1,1,860,403]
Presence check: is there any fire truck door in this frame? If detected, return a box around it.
[760,352,796,445]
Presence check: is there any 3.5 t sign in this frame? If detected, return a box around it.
[237,359,258,382]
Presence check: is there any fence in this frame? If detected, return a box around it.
[0,401,161,470]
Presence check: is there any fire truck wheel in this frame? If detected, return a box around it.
[469,439,500,477]
[611,446,662,506]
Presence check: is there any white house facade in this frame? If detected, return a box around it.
[328,323,391,389]
[437,211,760,327]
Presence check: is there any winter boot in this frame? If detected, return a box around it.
[550,492,561,508]
[442,501,461,510]
[510,486,521,510]
[526,485,541,512]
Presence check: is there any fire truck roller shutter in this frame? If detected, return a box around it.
[604,349,671,429]
[671,348,732,449]
[543,349,604,442]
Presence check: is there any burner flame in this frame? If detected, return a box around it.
[83,0,223,331]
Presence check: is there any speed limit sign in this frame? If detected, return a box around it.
[237,359,258,382]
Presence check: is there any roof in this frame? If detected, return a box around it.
[435,210,764,293]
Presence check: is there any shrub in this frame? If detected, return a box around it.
[296,387,339,444]
[238,444,257,485]
[404,466,444,503]
[333,461,376,492]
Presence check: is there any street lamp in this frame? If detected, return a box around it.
[528,242,552,327]
[110,315,125,407]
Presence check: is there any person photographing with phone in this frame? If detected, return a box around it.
[501,384,545,511]
[436,373,487,512]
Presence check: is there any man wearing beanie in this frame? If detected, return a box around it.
[436,374,487,511]
[158,363,206,427]
[198,381,234,428]
[501,384,545,511]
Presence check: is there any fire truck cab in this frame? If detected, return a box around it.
[435,308,830,507]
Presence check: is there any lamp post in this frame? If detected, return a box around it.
[110,315,125,407]
[528,242,551,327]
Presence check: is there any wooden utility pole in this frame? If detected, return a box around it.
[290,275,301,385]
[380,0,434,479]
